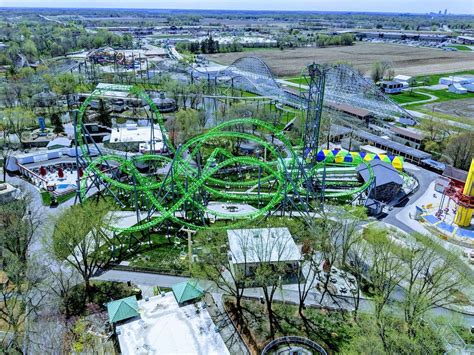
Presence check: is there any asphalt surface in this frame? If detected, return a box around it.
[381,163,439,234]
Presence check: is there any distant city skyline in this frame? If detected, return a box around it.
[2,0,474,15]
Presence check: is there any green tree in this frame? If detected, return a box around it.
[51,113,64,134]
[0,193,41,265]
[363,226,406,350]
[52,201,116,296]
[97,99,111,127]
[165,108,204,146]
[402,236,471,336]
[371,61,393,83]
[22,39,38,63]
[443,132,474,170]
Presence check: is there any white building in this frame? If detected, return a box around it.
[393,75,415,88]
[0,183,20,203]
[448,83,468,95]
[117,293,229,355]
[439,76,474,86]
[109,124,164,153]
[227,228,301,277]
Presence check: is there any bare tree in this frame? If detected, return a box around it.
[346,242,367,320]
[251,228,295,338]
[295,229,320,317]
[363,226,406,350]
[402,237,471,336]
[0,255,46,352]
[192,230,251,325]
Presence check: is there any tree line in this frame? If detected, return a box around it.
[0,22,134,65]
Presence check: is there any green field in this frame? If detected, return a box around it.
[415,88,474,103]
[41,190,75,206]
[128,234,189,274]
[283,76,308,86]
[413,70,474,86]
[446,45,472,51]
[390,91,432,104]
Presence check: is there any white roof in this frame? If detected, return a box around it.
[117,293,229,355]
[109,125,164,149]
[450,83,468,92]
[96,83,132,92]
[360,144,387,155]
[394,75,412,81]
[227,228,301,264]
[46,137,71,148]
[0,183,18,196]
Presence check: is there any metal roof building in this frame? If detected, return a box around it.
[172,281,204,305]
[106,296,139,324]
[352,128,431,163]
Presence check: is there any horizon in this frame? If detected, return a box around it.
[1,1,473,16]
[2,7,474,16]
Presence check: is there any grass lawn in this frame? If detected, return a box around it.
[418,110,474,127]
[40,190,76,206]
[415,88,474,103]
[127,234,189,274]
[446,45,472,51]
[413,70,474,86]
[390,91,432,104]
[282,76,308,86]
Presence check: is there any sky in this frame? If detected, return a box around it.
[2,0,474,15]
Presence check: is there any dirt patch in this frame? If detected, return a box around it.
[207,42,474,77]
[423,97,474,122]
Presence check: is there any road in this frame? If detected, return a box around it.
[381,162,438,234]
[93,269,190,287]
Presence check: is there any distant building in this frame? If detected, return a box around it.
[227,228,301,278]
[442,165,468,185]
[327,102,374,123]
[0,183,19,203]
[357,32,449,43]
[360,145,387,156]
[106,296,139,325]
[457,35,474,45]
[393,75,415,87]
[398,116,417,127]
[448,83,468,95]
[109,124,164,153]
[439,76,474,86]
[356,160,404,203]
[46,137,71,150]
[379,81,403,94]
[390,126,423,149]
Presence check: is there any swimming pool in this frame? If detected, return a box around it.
[57,184,76,190]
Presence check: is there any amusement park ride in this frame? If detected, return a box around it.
[438,159,474,228]
[73,58,410,234]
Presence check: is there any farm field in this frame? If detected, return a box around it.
[422,97,474,125]
[207,42,474,77]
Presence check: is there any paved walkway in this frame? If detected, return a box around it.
[399,90,438,106]
[93,269,190,287]
[209,293,250,355]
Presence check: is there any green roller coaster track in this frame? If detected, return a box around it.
[76,85,374,233]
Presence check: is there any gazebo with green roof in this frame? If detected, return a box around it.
[172,280,204,305]
[106,295,139,324]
